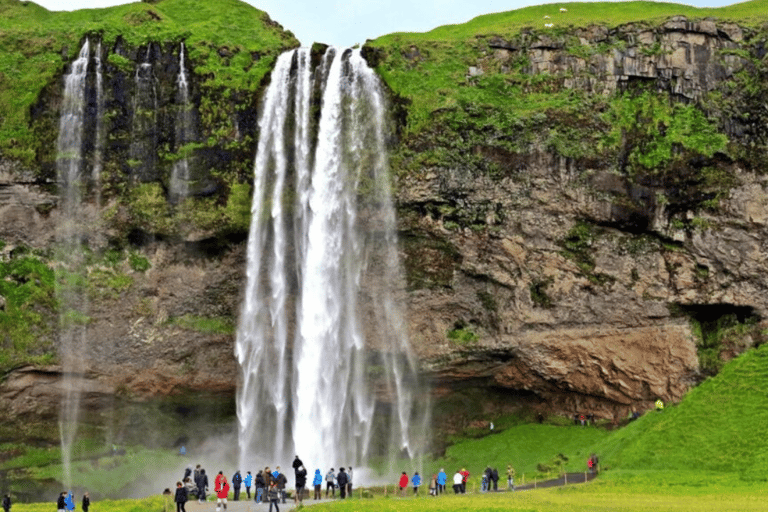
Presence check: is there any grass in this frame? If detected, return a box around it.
[13,496,168,512]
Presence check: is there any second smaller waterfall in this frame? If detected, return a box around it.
[170,42,194,201]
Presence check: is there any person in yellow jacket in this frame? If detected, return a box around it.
[506,465,515,491]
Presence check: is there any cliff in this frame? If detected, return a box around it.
[1,0,767,449]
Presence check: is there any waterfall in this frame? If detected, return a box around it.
[170,42,193,201]
[236,47,426,474]
[56,38,91,490]
[130,45,157,180]
[92,40,104,207]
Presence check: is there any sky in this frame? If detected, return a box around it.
[34,0,741,48]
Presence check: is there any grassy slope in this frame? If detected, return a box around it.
[367,0,768,136]
[0,0,298,164]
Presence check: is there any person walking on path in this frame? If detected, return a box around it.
[174,482,188,512]
[460,468,470,494]
[295,466,307,503]
[267,482,280,512]
[437,469,447,494]
[507,465,515,491]
[312,469,323,500]
[452,471,462,494]
[232,471,242,501]
[255,470,266,504]
[325,468,335,498]
[482,466,491,492]
[2,494,10,512]
[398,472,409,497]
[81,492,90,512]
[195,469,208,504]
[411,472,422,495]
[491,467,499,491]
[214,473,229,512]
[346,466,353,496]
[274,468,288,504]
[244,471,252,500]
[429,474,437,496]
[336,468,349,499]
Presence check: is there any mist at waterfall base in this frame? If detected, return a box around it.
[235,47,429,477]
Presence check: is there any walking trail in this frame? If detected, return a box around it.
[178,473,597,512]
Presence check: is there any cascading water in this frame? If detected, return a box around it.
[56,38,91,489]
[170,42,193,201]
[236,47,427,474]
[130,45,157,180]
[92,41,104,207]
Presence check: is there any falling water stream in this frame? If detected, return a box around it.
[170,42,193,201]
[236,47,426,474]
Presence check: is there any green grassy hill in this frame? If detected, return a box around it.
[0,0,298,165]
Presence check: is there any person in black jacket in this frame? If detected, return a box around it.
[81,492,90,512]
[336,468,348,500]
[254,470,265,503]
[292,456,303,474]
[232,471,242,501]
[274,468,288,504]
[2,493,10,512]
[294,466,307,503]
[490,468,499,491]
[56,492,66,512]
[174,482,188,512]
[195,469,209,503]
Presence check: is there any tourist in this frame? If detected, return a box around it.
[398,472,409,496]
[2,494,10,512]
[292,455,304,475]
[411,472,421,495]
[491,467,499,491]
[174,482,188,512]
[183,465,192,482]
[347,466,353,496]
[507,465,515,490]
[481,472,488,492]
[483,466,492,492]
[325,468,336,498]
[336,468,349,499]
[64,492,74,511]
[312,469,323,500]
[429,474,437,496]
[255,470,266,503]
[452,471,462,494]
[195,468,208,503]
[194,464,201,482]
[214,472,229,511]
[437,468,447,494]
[267,482,280,512]
[244,471,252,500]
[57,492,67,512]
[232,470,242,501]
[81,492,90,512]
[264,467,273,489]
[460,468,469,493]
[295,465,307,502]
[183,477,195,497]
[274,467,288,503]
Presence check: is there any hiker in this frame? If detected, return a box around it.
[57,492,67,512]
[325,468,336,498]
[232,470,242,501]
[483,466,492,492]
[507,465,515,490]
[174,482,188,512]
[183,477,195,497]
[244,471,252,500]
[267,482,280,512]
[194,465,201,482]
[398,472,409,496]
[3,494,10,512]
[429,474,437,496]
[491,467,499,491]
[411,472,421,495]
[336,468,349,499]
[274,467,288,503]
[64,493,74,511]
[255,470,266,503]
[292,455,304,474]
[460,468,470,493]
[346,466,353,496]
[183,465,193,481]
[81,492,90,512]
[295,465,307,502]
[481,472,488,492]
[195,468,208,503]
[214,472,229,511]
[312,469,323,500]
[452,471,462,494]
[264,467,273,490]
[437,468,447,494]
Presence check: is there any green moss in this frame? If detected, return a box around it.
[447,325,479,345]
[128,252,151,272]
[165,314,234,335]
[529,279,553,308]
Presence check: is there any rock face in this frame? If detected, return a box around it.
[0,14,767,437]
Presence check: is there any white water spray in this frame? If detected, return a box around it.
[236,47,427,474]
[170,42,194,201]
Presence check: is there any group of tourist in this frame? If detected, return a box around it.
[175,456,355,512]
[398,465,517,496]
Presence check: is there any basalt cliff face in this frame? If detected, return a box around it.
[0,8,767,442]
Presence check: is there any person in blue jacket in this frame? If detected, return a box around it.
[312,469,323,500]
[244,471,253,500]
[436,469,447,494]
[232,471,242,501]
[411,472,422,496]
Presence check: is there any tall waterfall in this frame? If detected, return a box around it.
[170,42,193,201]
[130,45,157,180]
[56,38,92,489]
[236,47,426,473]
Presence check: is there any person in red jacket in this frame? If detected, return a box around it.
[215,472,229,511]
[460,468,470,494]
[398,472,409,497]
